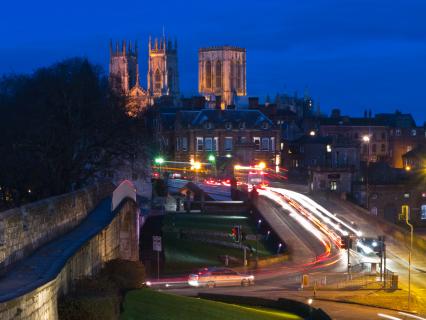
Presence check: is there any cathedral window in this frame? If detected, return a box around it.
[215,61,222,89]
[154,69,161,91]
[237,60,242,91]
[205,61,212,89]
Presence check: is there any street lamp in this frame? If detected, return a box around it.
[362,135,370,210]
[405,211,414,311]
[208,155,216,177]
[154,157,165,175]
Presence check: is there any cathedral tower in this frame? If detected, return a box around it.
[109,40,139,94]
[147,36,180,98]
[198,46,247,108]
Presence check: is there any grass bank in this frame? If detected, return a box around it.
[121,288,302,320]
[162,213,275,274]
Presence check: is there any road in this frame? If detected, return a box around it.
[149,182,426,319]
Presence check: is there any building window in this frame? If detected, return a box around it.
[381,144,386,152]
[371,207,378,216]
[224,137,233,151]
[205,61,212,89]
[238,136,247,144]
[280,142,284,151]
[396,129,401,136]
[205,137,213,151]
[176,138,180,151]
[239,122,246,129]
[213,137,218,151]
[253,137,260,151]
[363,144,368,154]
[330,181,337,191]
[411,129,417,136]
[407,145,412,152]
[421,205,426,220]
[261,122,269,130]
[182,137,188,151]
[204,122,213,129]
[261,138,269,151]
[215,61,222,89]
[196,137,203,151]
[381,132,386,140]
[237,60,242,91]
[154,69,161,90]
[404,192,410,198]
[271,137,275,152]
[225,122,232,130]
[372,144,377,154]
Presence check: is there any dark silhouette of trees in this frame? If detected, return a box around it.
[0,58,149,208]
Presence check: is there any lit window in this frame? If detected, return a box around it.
[421,205,426,220]
[205,137,213,151]
[411,129,417,136]
[253,137,260,151]
[261,138,269,151]
[330,181,337,191]
[213,137,218,151]
[224,137,233,151]
[280,142,284,150]
[271,137,275,152]
[396,129,401,136]
[196,137,203,151]
[182,137,188,151]
[371,207,378,216]
[404,192,410,198]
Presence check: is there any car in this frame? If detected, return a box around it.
[188,267,255,288]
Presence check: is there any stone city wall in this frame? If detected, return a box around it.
[0,198,138,320]
[0,182,114,272]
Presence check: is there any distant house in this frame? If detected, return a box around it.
[402,146,426,170]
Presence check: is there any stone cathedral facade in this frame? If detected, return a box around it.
[109,36,179,117]
[198,46,247,108]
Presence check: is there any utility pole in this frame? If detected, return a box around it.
[405,213,413,311]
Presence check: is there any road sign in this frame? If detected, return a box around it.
[153,236,162,252]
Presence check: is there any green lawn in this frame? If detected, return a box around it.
[163,213,258,233]
[162,213,274,274]
[121,289,302,320]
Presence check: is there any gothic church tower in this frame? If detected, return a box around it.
[147,36,179,98]
[109,40,139,94]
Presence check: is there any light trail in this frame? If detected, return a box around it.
[269,187,362,237]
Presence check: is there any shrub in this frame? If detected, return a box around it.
[102,259,146,290]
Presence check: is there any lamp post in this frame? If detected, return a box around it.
[154,157,165,175]
[208,154,216,177]
[405,212,413,311]
[362,135,370,210]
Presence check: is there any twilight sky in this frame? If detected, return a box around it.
[1,0,425,122]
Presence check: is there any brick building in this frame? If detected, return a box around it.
[157,109,280,169]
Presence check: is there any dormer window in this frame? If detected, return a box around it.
[261,122,269,130]
[239,122,246,129]
[225,122,232,130]
[204,122,213,129]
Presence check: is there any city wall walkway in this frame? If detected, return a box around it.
[0,181,139,320]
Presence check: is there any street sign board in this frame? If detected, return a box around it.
[153,236,162,252]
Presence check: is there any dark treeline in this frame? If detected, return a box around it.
[0,58,150,209]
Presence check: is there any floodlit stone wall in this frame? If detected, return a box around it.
[0,198,139,320]
[0,182,114,272]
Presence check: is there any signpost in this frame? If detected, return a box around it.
[153,236,162,280]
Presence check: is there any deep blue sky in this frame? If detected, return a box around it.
[1,0,425,122]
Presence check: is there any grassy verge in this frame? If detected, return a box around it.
[121,288,302,320]
[162,213,275,274]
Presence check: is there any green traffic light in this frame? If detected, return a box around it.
[208,155,215,162]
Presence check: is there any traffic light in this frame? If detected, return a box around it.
[231,226,241,242]
[341,236,352,249]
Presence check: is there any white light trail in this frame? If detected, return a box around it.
[269,187,362,237]
[398,312,426,320]
[378,313,402,320]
